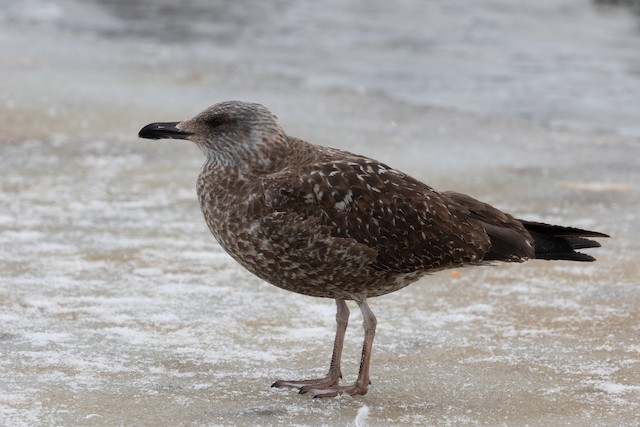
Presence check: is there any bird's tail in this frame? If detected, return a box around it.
[519,220,609,262]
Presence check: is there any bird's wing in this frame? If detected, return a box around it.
[254,210,379,274]
[443,191,535,261]
[261,157,491,273]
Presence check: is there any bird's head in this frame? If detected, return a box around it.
[138,101,284,166]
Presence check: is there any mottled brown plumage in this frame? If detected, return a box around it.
[138,100,607,398]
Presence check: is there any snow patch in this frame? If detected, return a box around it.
[597,383,640,395]
[354,405,369,427]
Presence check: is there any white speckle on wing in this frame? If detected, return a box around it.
[313,184,323,201]
[344,190,354,204]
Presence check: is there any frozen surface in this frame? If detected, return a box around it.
[1,1,639,426]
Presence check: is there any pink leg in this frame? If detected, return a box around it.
[302,298,377,398]
[272,299,349,390]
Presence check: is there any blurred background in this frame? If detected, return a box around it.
[1,1,639,425]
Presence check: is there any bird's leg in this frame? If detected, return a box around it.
[302,298,377,398]
[272,299,349,390]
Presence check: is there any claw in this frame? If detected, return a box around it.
[270,299,375,399]
[305,384,368,398]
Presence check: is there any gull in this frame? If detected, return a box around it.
[139,100,607,398]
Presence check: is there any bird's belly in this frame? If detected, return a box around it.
[204,214,421,299]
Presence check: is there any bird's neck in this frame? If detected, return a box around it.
[198,125,291,170]
[202,132,302,176]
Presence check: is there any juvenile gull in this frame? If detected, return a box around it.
[138,101,608,398]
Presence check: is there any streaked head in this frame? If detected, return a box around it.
[139,101,283,165]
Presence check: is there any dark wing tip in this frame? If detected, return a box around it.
[519,220,609,239]
[535,251,597,262]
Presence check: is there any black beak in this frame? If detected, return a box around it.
[138,122,194,140]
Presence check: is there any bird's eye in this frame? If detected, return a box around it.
[209,115,226,127]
